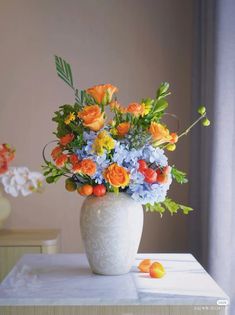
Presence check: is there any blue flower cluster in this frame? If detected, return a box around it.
[75,130,172,205]
[113,142,171,205]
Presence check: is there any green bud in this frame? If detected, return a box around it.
[46,176,54,184]
[202,118,210,126]
[198,106,206,115]
[166,144,176,151]
[65,178,77,192]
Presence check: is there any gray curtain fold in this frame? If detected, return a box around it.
[190,0,235,313]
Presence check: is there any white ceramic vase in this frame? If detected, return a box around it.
[0,189,11,229]
[80,193,143,275]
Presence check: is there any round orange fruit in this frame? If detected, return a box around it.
[138,259,152,273]
[149,262,166,278]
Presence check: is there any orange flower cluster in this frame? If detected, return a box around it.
[73,159,97,176]
[0,144,15,174]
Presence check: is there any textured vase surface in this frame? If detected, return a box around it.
[0,190,11,229]
[80,193,143,275]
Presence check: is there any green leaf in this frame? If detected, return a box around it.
[179,205,193,214]
[171,166,188,184]
[156,82,170,99]
[55,55,74,89]
[145,202,165,217]
[154,99,168,113]
[163,198,180,215]
[144,198,193,216]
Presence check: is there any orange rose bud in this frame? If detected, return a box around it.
[86,84,118,105]
[127,103,145,117]
[69,154,79,165]
[79,159,97,176]
[170,132,178,144]
[72,163,81,173]
[110,101,126,114]
[149,122,171,144]
[144,168,157,184]
[149,262,166,278]
[55,154,68,167]
[60,134,74,146]
[51,146,63,161]
[157,173,168,184]
[116,122,131,137]
[104,163,130,188]
[78,105,105,131]
[138,259,152,273]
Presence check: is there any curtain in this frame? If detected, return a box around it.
[190,0,235,313]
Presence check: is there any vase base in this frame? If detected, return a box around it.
[91,269,131,276]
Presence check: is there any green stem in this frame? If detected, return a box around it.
[160,113,206,149]
[178,113,206,139]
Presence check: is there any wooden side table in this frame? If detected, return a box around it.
[0,229,60,282]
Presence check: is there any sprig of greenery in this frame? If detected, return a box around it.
[42,162,70,184]
[142,82,170,124]
[52,103,82,138]
[145,197,193,216]
[171,166,188,184]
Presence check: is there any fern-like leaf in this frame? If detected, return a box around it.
[55,55,74,89]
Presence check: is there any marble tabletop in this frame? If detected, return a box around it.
[0,253,229,306]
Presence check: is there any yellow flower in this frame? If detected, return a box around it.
[142,102,151,115]
[92,131,115,155]
[64,112,75,125]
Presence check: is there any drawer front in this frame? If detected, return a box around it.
[0,246,41,282]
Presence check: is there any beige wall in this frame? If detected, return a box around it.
[0,0,193,253]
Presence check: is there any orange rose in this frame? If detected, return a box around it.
[51,146,63,161]
[116,122,131,137]
[60,134,74,146]
[86,84,118,105]
[78,105,105,131]
[149,122,171,144]
[78,159,96,176]
[55,154,68,167]
[104,163,130,188]
[127,103,145,117]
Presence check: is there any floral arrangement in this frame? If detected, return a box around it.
[0,143,44,197]
[43,56,210,215]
